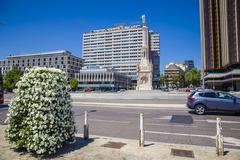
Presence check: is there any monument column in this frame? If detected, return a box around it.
[136,15,153,90]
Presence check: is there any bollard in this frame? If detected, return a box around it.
[139,113,145,147]
[84,111,89,140]
[216,117,224,156]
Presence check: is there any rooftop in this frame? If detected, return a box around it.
[6,50,73,58]
[83,25,143,34]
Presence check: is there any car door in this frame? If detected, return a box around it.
[202,92,218,110]
[215,92,235,111]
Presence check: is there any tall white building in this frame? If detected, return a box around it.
[82,17,160,88]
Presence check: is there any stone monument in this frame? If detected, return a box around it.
[136,15,153,90]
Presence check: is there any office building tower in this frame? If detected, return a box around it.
[200,0,240,90]
[82,16,160,88]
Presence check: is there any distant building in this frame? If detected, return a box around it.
[200,0,240,91]
[164,63,185,88]
[0,50,83,80]
[76,66,131,91]
[176,63,188,72]
[184,60,195,71]
[82,16,160,88]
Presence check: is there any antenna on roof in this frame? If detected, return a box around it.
[141,14,146,26]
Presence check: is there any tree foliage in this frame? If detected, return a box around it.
[3,68,23,92]
[160,74,165,86]
[69,78,78,91]
[184,68,201,87]
[5,67,76,155]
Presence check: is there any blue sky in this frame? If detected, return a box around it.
[0,0,201,72]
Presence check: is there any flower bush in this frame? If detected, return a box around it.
[5,67,76,155]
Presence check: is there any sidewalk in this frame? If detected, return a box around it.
[0,125,239,160]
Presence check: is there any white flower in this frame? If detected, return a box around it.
[5,67,76,155]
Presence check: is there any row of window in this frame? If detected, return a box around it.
[0,57,81,65]
[84,42,142,47]
[83,37,143,43]
[83,33,143,40]
[83,29,142,37]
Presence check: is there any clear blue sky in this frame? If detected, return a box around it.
[0,0,201,72]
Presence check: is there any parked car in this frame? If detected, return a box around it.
[186,89,240,115]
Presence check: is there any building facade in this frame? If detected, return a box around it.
[76,66,131,91]
[0,50,83,80]
[164,63,185,88]
[200,0,240,90]
[184,60,195,71]
[82,17,160,88]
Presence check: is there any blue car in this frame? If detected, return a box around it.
[186,90,240,115]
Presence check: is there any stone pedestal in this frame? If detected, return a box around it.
[136,58,153,90]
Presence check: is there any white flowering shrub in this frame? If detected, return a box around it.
[5,67,76,155]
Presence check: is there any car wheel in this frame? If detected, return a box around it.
[195,104,206,115]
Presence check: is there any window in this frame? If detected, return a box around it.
[216,92,233,99]
[202,92,216,98]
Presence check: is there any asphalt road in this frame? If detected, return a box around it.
[72,102,240,149]
[1,93,240,150]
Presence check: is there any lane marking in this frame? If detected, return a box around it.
[153,116,172,120]
[89,118,130,124]
[195,119,240,124]
[145,130,240,147]
[231,128,240,131]
[72,102,185,108]
[72,103,187,111]
[145,123,198,128]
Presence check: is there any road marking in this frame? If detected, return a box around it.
[231,128,240,131]
[72,102,185,108]
[72,102,187,110]
[89,118,130,124]
[152,116,172,120]
[195,119,240,124]
[145,130,240,147]
[145,123,198,128]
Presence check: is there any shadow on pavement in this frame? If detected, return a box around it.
[188,110,239,117]
[13,136,94,159]
[144,143,155,147]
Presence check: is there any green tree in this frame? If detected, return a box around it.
[160,74,165,86]
[184,68,201,87]
[3,68,23,92]
[172,75,180,88]
[69,78,78,91]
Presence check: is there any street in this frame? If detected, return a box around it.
[1,93,240,150]
[72,99,240,150]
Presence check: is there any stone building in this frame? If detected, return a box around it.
[0,50,83,80]
[164,63,185,88]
